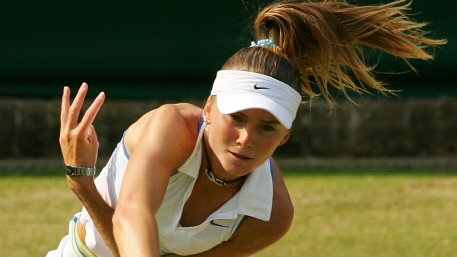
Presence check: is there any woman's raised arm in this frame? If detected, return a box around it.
[59,83,120,256]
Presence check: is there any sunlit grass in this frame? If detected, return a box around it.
[1,169,456,257]
[255,170,457,257]
[0,175,81,257]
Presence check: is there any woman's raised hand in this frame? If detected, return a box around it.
[59,83,105,168]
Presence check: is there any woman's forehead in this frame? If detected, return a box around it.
[232,108,280,123]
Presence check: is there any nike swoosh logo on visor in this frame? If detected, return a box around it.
[210,220,230,228]
[253,84,270,90]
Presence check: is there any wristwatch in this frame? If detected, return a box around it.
[65,166,97,176]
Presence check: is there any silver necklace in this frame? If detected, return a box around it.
[202,138,246,187]
[204,168,245,187]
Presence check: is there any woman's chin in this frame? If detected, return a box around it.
[221,160,258,177]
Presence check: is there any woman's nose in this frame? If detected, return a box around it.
[236,127,254,148]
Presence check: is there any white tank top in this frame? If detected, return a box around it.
[79,119,274,256]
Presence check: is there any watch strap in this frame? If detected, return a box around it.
[65,166,97,176]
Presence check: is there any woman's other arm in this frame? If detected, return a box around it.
[113,104,198,257]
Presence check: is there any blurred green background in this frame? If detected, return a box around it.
[0,2,455,255]
[0,0,454,99]
[0,0,455,161]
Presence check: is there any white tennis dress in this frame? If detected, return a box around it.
[47,120,274,256]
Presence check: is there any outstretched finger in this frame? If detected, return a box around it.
[77,91,105,132]
[67,83,89,128]
[60,86,70,133]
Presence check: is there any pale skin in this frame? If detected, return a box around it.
[60,83,294,257]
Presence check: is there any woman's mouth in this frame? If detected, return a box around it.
[229,151,253,160]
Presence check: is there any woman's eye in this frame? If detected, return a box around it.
[261,124,275,131]
[230,114,243,122]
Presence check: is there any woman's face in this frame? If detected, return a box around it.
[204,100,291,179]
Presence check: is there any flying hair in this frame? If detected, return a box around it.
[225,0,446,106]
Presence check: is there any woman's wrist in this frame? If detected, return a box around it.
[65,165,97,176]
[66,174,96,194]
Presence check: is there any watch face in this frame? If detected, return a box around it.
[66,166,74,175]
[65,166,96,176]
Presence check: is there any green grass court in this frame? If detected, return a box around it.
[1,168,456,257]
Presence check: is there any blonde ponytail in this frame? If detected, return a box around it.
[253,0,447,104]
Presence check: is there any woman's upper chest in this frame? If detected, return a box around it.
[180,175,243,227]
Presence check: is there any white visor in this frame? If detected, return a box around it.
[210,70,301,129]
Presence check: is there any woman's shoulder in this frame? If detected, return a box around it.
[124,103,203,153]
[171,103,203,130]
[133,103,201,130]
[270,164,294,235]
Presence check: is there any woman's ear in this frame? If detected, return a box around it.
[203,96,214,124]
[279,130,291,146]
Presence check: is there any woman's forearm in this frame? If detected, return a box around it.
[113,206,161,257]
[68,176,119,257]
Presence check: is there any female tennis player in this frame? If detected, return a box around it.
[48,0,445,256]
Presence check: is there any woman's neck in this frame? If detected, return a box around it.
[202,135,247,187]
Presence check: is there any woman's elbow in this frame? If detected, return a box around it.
[275,204,294,238]
[112,202,158,237]
[270,197,294,239]
[112,205,129,237]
